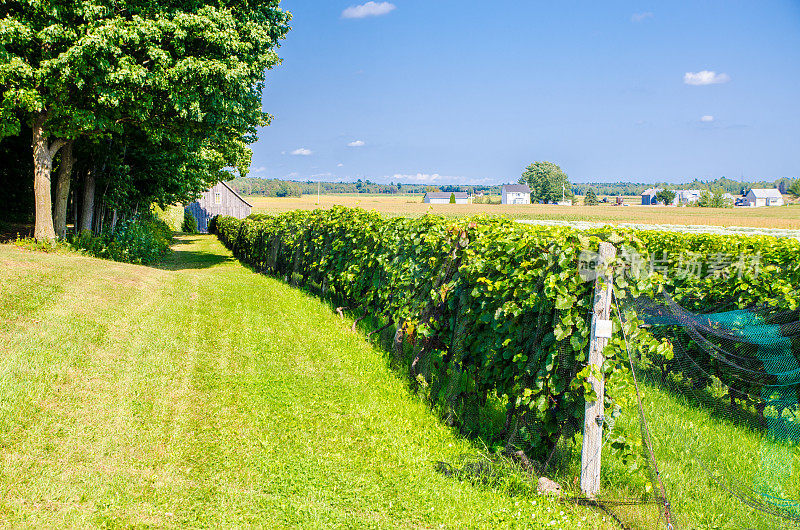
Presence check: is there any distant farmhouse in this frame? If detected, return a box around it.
[186,181,252,233]
[642,188,704,206]
[423,192,469,204]
[745,188,784,207]
[501,184,531,204]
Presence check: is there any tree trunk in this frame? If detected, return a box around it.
[71,188,79,230]
[80,170,96,232]
[31,114,66,241]
[52,140,74,238]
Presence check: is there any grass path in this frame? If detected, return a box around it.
[0,236,612,528]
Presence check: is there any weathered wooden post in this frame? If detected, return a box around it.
[580,242,616,496]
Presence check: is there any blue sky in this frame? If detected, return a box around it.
[251,1,800,185]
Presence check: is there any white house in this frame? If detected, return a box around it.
[501,184,531,204]
[423,192,469,204]
[746,188,784,207]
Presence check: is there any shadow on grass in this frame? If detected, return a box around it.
[157,235,236,270]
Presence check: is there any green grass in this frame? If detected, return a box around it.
[606,380,800,529]
[0,236,616,528]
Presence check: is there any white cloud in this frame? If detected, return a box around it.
[291,148,312,156]
[347,140,365,147]
[250,166,268,174]
[700,115,714,122]
[631,12,653,22]
[684,70,731,85]
[342,1,396,19]
[337,163,344,167]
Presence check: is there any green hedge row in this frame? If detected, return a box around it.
[212,208,655,459]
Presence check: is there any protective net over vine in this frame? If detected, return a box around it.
[615,289,800,528]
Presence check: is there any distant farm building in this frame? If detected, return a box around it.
[501,184,531,204]
[675,189,702,205]
[642,188,702,206]
[423,192,469,204]
[186,181,252,232]
[746,188,784,207]
[641,188,662,205]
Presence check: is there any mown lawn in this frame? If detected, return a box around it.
[0,235,614,528]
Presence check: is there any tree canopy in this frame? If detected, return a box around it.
[584,188,599,206]
[787,179,800,198]
[0,0,291,239]
[655,189,676,205]
[519,161,572,204]
[697,188,732,208]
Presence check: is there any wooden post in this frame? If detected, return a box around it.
[580,242,616,496]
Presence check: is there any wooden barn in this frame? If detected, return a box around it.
[186,181,252,233]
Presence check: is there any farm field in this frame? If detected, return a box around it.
[0,236,615,528]
[246,194,800,229]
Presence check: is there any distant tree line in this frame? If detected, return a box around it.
[227,177,502,197]
[572,177,796,198]
[227,174,799,202]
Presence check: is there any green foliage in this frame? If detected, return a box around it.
[472,194,501,204]
[275,181,302,198]
[449,192,456,204]
[69,215,172,264]
[519,161,572,204]
[207,214,220,234]
[13,235,71,253]
[0,0,291,235]
[787,179,800,198]
[584,188,599,206]
[213,207,653,460]
[181,209,198,234]
[654,189,676,205]
[696,188,732,208]
[152,204,184,232]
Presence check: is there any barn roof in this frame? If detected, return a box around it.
[502,184,531,193]
[424,192,469,199]
[220,181,253,207]
[748,188,783,199]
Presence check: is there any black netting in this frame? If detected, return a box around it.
[616,289,800,528]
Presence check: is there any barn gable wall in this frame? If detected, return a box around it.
[187,182,251,232]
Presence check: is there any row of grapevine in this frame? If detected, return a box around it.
[211,208,799,465]
[211,208,654,460]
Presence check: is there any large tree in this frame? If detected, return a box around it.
[655,189,676,205]
[584,187,599,206]
[0,1,290,240]
[519,161,572,204]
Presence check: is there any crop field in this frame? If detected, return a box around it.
[246,194,800,229]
